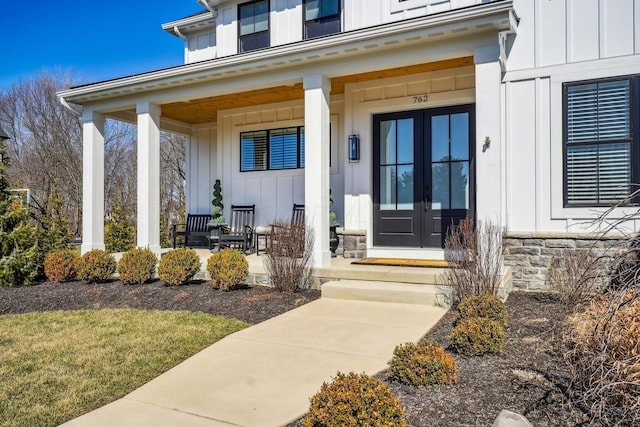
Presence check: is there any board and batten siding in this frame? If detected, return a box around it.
[186,100,344,228]
[503,0,640,234]
[184,0,493,64]
[508,0,640,70]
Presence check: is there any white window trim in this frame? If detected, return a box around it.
[549,68,640,223]
[391,0,450,13]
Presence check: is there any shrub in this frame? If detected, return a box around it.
[157,248,201,286]
[457,294,508,324]
[564,289,640,425]
[443,219,504,302]
[0,137,38,287]
[264,219,314,293]
[449,317,504,356]
[77,249,117,283]
[608,235,640,291]
[34,182,73,278]
[117,247,157,285]
[44,249,79,283]
[104,201,135,253]
[302,371,406,427]
[387,340,457,388]
[546,249,603,305]
[207,249,248,291]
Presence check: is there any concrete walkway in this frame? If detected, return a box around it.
[62,297,447,427]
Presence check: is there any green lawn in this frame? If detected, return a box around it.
[0,310,248,427]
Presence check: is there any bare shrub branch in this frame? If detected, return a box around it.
[546,249,605,305]
[443,219,504,302]
[264,220,314,293]
[564,289,640,425]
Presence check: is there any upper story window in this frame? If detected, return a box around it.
[304,0,341,39]
[563,76,638,206]
[239,0,270,53]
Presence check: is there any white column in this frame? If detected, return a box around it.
[304,74,331,268]
[474,45,504,227]
[136,102,162,253]
[81,110,105,254]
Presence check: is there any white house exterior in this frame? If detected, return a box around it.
[59,0,640,288]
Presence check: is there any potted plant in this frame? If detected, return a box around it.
[210,179,225,224]
[329,189,339,256]
[209,180,225,250]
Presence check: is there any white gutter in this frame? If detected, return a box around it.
[60,1,514,104]
[59,95,82,117]
[173,26,188,41]
[197,0,218,17]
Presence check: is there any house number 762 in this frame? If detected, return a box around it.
[413,95,428,104]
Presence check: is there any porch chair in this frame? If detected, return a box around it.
[172,213,214,248]
[256,204,305,255]
[218,204,256,253]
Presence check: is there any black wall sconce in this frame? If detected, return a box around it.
[348,134,360,162]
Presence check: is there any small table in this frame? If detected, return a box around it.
[254,226,272,255]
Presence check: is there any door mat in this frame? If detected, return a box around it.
[351,258,450,268]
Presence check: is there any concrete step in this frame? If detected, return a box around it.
[312,262,445,285]
[321,280,451,307]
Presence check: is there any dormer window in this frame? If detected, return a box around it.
[304,0,341,39]
[239,0,270,53]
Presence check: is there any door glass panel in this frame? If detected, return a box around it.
[397,165,414,210]
[431,115,449,162]
[380,120,396,164]
[450,113,469,161]
[397,119,414,164]
[380,166,396,210]
[450,161,469,209]
[431,163,449,210]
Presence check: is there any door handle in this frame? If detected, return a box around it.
[424,187,432,212]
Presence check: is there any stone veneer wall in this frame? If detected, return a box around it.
[504,233,629,290]
[336,229,367,259]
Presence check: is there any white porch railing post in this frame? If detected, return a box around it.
[304,74,331,268]
[136,102,162,254]
[81,110,105,254]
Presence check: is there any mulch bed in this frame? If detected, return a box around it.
[387,291,581,426]
[0,280,320,324]
[1,281,583,425]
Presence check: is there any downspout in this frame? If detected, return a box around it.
[58,95,82,118]
[197,0,218,16]
[498,8,519,72]
[173,26,188,41]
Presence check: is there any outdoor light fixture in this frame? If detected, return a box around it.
[348,134,360,162]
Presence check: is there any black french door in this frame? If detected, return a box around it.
[373,105,475,248]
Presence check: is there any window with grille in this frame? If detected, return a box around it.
[303,0,340,39]
[241,127,305,171]
[239,0,269,53]
[563,76,637,206]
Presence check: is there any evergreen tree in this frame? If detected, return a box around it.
[0,137,38,287]
[104,199,135,253]
[34,181,72,276]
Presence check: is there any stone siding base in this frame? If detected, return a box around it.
[503,233,628,290]
[336,229,367,259]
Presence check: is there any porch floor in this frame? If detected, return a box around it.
[191,249,447,286]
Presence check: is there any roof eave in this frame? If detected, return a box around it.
[59,1,515,105]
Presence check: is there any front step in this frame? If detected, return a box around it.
[321,280,451,307]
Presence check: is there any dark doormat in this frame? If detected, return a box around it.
[351,258,450,268]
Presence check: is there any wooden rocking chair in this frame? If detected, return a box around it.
[218,204,255,253]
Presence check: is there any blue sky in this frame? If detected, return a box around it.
[0,1,205,90]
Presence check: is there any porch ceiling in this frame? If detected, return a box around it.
[161,56,474,125]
